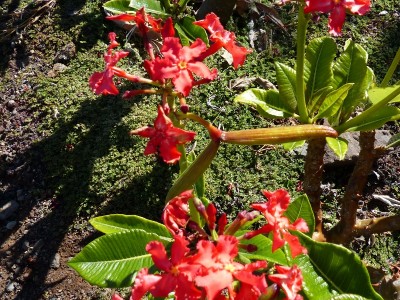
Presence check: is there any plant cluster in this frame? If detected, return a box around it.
[68,0,400,299]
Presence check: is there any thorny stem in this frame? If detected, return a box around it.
[325,131,377,244]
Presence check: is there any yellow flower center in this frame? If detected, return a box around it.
[224,264,236,273]
[178,61,187,70]
[171,266,179,276]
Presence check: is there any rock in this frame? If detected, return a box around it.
[6,100,17,110]
[53,42,76,64]
[379,10,389,15]
[6,282,15,292]
[295,130,392,165]
[6,220,17,230]
[51,253,61,269]
[0,200,19,221]
[22,240,30,251]
[47,63,68,77]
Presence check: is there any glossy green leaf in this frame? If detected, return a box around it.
[285,194,315,236]
[282,140,305,151]
[295,254,339,299]
[304,37,337,103]
[90,214,171,237]
[176,16,209,45]
[332,40,373,121]
[275,62,298,113]
[68,229,172,287]
[343,106,400,132]
[237,231,287,265]
[315,83,354,119]
[368,84,400,104]
[129,0,169,17]
[326,137,348,160]
[103,0,134,14]
[331,295,370,300]
[308,86,334,115]
[294,233,383,300]
[234,88,295,118]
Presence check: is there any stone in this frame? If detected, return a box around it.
[53,42,76,64]
[0,201,19,221]
[51,253,61,269]
[6,220,17,230]
[6,282,15,292]
[6,100,17,110]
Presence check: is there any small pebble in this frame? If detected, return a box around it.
[6,221,17,230]
[6,282,15,292]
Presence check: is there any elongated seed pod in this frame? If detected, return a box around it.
[221,125,337,145]
[166,139,220,202]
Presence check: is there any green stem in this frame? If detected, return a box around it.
[381,47,400,88]
[176,112,222,141]
[296,5,311,124]
[335,84,400,133]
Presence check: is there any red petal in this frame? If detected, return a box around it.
[146,241,172,272]
[131,269,162,300]
[195,270,233,300]
[328,5,346,36]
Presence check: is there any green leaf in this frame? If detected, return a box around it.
[331,295,370,300]
[175,17,209,45]
[368,84,400,104]
[90,214,171,237]
[129,0,169,17]
[234,88,295,118]
[275,62,298,113]
[285,194,315,236]
[103,0,134,14]
[294,233,383,300]
[282,140,305,151]
[304,37,337,103]
[343,106,400,132]
[308,86,334,115]
[68,229,172,287]
[326,137,348,160]
[387,132,400,148]
[332,40,373,122]
[315,83,354,120]
[237,231,287,265]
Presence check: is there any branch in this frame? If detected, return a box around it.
[354,215,400,235]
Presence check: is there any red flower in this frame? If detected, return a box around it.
[194,13,252,68]
[304,0,370,36]
[89,32,129,95]
[162,190,193,235]
[144,18,217,96]
[130,106,196,164]
[107,8,162,59]
[193,235,268,299]
[245,189,309,258]
[268,265,303,300]
[131,236,202,300]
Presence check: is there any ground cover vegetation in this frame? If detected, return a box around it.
[0,0,399,299]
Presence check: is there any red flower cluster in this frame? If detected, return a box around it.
[304,0,371,36]
[245,189,309,258]
[112,189,306,300]
[130,106,196,164]
[144,17,218,96]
